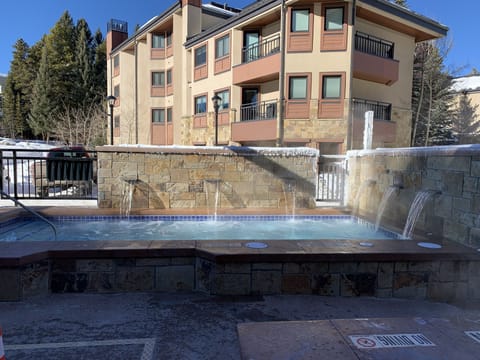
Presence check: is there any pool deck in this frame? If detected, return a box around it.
[1,204,480,359]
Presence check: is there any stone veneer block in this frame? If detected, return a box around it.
[156,265,194,291]
[214,274,251,295]
[115,267,154,291]
[77,259,114,272]
[377,262,394,289]
[312,273,340,296]
[0,269,21,301]
[252,271,282,294]
[22,262,49,298]
[340,273,376,297]
[281,274,311,294]
[97,146,318,210]
[87,272,115,292]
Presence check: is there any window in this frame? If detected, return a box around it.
[215,90,230,110]
[215,35,230,59]
[291,9,309,32]
[113,54,119,68]
[113,85,120,98]
[114,115,120,128]
[167,108,173,123]
[152,72,165,86]
[195,95,207,114]
[152,109,165,123]
[195,45,207,67]
[325,7,343,31]
[289,76,308,99]
[166,69,172,85]
[152,34,165,49]
[166,32,172,47]
[322,75,341,99]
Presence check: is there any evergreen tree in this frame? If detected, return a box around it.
[45,11,77,110]
[75,19,95,105]
[411,41,455,146]
[28,46,55,140]
[93,30,107,101]
[2,39,31,137]
[453,93,480,144]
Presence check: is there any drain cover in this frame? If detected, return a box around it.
[245,242,268,249]
[417,242,442,249]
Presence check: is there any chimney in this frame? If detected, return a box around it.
[106,19,128,58]
[182,0,202,39]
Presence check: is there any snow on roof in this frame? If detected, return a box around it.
[202,3,238,16]
[451,75,480,92]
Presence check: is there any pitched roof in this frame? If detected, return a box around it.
[451,75,480,93]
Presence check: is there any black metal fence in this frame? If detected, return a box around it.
[242,36,280,63]
[240,100,278,122]
[355,31,394,59]
[317,156,346,203]
[352,98,392,121]
[1,148,97,200]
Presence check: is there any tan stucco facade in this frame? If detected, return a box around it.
[107,0,447,154]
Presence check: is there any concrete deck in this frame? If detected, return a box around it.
[1,292,479,359]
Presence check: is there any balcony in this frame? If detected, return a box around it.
[353,32,399,85]
[233,36,281,85]
[352,98,396,144]
[231,100,278,142]
[352,98,391,121]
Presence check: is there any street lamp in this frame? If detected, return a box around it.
[211,94,222,146]
[106,95,116,145]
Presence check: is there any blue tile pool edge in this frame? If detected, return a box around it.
[0,215,404,240]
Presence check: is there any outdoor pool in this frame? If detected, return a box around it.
[0,215,402,242]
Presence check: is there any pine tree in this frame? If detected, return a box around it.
[28,46,55,140]
[453,93,480,144]
[45,11,77,110]
[75,19,96,105]
[411,41,455,146]
[2,39,31,137]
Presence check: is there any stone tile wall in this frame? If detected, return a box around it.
[346,146,480,248]
[4,256,478,304]
[96,146,318,210]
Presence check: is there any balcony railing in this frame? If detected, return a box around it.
[355,32,394,59]
[240,100,278,122]
[352,98,392,121]
[242,36,280,63]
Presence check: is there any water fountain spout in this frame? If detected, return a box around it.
[120,177,138,216]
[204,179,221,220]
[281,178,296,218]
[375,184,401,231]
[402,190,441,239]
[353,179,376,214]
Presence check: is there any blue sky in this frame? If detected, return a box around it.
[0,0,478,76]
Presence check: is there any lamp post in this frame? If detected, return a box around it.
[211,94,222,146]
[106,95,116,145]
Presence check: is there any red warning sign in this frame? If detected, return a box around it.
[349,333,435,349]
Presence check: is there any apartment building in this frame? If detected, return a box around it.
[107,0,447,154]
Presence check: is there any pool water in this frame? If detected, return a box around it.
[0,215,402,242]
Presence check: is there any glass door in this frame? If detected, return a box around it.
[243,31,260,62]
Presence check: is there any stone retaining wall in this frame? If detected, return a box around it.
[96,146,318,210]
[3,256,478,304]
[347,145,480,248]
